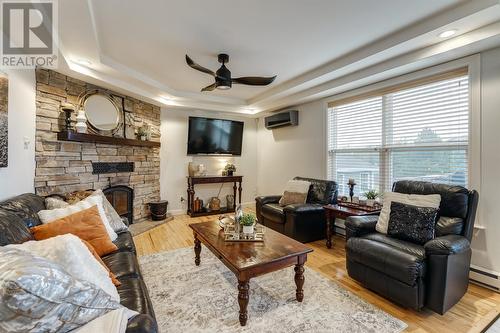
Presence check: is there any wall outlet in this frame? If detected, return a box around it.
[23,136,30,150]
[180,196,185,202]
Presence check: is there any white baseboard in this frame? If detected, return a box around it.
[469,265,500,291]
[241,201,255,209]
[169,209,185,216]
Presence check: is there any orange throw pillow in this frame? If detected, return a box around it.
[81,239,121,286]
[31,205,118,256]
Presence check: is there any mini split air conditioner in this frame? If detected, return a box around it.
[264,110,299,129]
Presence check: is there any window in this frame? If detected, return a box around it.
[327,69,469,197]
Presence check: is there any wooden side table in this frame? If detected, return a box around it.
[323,204,381,248]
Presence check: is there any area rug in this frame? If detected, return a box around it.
[129,215,173,237]
[138,246,407,333]
[484,314,500,333]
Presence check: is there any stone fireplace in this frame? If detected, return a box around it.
[34,69,161,222]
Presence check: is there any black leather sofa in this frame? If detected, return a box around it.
[0,193,157,333]
[345,180,479,314]
[256,177,338,243]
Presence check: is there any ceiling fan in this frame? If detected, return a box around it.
[185,53,277,92]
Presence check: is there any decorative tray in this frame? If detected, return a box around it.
[224,224,265,242]
[337,201,382,212]
[219,216,265,242]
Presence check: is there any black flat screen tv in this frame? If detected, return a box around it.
[187,117,244,155]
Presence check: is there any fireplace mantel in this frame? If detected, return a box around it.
[57,131,161,148]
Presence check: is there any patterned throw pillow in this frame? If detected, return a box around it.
[66,190,94,204]
[387,201,439,245]
[278,180,311,207]
[89,190,128,233]
[45,196,70,209]
[0,247,121,333]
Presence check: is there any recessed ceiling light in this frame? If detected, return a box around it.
[158,96,175,105]
[243,108,257,114]
[74,59,92,66]
[438,30,457,38]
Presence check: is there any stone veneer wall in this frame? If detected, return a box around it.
[34,69,161,222]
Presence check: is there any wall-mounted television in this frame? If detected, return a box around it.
[187,117,244,155]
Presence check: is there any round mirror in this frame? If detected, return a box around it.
[84,94,120,132]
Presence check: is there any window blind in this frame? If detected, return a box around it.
[327,70,469,197]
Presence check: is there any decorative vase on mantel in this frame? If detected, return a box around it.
[75,110,87,134]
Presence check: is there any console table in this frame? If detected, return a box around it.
[187,175,243,217]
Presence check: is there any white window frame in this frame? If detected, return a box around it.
[324,55,481,196]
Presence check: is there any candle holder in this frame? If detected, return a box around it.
[347,180,356,202]
[61,106,74,131]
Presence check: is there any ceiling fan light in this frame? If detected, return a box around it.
[217,85,231,90]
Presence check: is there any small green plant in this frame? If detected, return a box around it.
[137,125,148,137]
[364,190,379,200]
[224,163,236,172]
[240,213,256,226]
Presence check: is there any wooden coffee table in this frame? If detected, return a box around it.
[189,221,313,326]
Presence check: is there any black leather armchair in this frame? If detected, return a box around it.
[256,177,338,243]
[345,180,479,314]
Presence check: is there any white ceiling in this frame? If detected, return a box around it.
[57,0,500,115]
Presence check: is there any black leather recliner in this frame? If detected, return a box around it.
[256,177,338,243]
[0,193,158,333]
[345,180,479,314]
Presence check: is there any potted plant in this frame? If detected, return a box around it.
[240,213,256,234]
[137,126,148,141]
[224,163,236,176]
[363,190,379,207]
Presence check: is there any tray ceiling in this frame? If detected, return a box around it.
[57,0,500,115]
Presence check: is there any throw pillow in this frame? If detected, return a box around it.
[45,196,70,209]
[38,195,118,241]
[89,189,128,233]
[387,201,439,244]
[0,247,121,333]
[31,205,118,256]
[376,192,441,234]
[6,234,119,301]
[278,180,311,207]
[81,239,122,287]
[66,190,95,204]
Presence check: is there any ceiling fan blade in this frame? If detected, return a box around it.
[185,55,215,76]
[232,76,276,86]
[201,83,217,92]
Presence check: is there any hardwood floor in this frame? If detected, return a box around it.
[133,211,500,333]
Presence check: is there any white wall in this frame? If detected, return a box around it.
[471,46,500,274]
[256,47,500,276]
[160,108,258,215]
[256,100,327,196]
[0,70,36,200]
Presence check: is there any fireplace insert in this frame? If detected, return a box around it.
[103,185,134,224]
